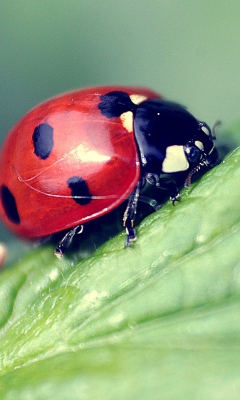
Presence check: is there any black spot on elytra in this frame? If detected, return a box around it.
[32,123,54,160]
[1,185,20,224]
[98,91,136,118]
[67,176,92,205]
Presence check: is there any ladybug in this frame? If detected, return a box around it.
[0,86,218,257]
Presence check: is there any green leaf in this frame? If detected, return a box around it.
[1,144,240,399]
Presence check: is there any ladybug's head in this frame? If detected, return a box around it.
[133,99,219,184]
[183,121,219,186]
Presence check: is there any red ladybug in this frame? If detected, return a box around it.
[0,86,218,256]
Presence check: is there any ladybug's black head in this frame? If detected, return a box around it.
[133,99,218,183]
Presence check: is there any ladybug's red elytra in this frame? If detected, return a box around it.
[0,86,218,256]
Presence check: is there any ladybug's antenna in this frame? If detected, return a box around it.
[211,120,221,140]
[184,161,206,187]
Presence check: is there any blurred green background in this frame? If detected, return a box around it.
[1,0,240,258]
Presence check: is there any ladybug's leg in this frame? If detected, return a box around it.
[146,173,180,205]
[159,177,180,205]
[54,225,83,258]
[123,181,142,247]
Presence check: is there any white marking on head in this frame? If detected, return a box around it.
[201,124,211,136]
[162,145,189,173]
[195,140,204,150]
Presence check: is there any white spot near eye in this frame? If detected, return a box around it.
[201,125,210,135]
[162,145,189,173]
[120,111,133,132]
[195,140,204,150]
[130,94,147,105]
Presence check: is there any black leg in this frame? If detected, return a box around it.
[147,174,180,205]
[54,225,83,258]
[123,182,142,247]
[163,180,180,205]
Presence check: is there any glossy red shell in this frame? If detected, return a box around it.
[0,86,161,238]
